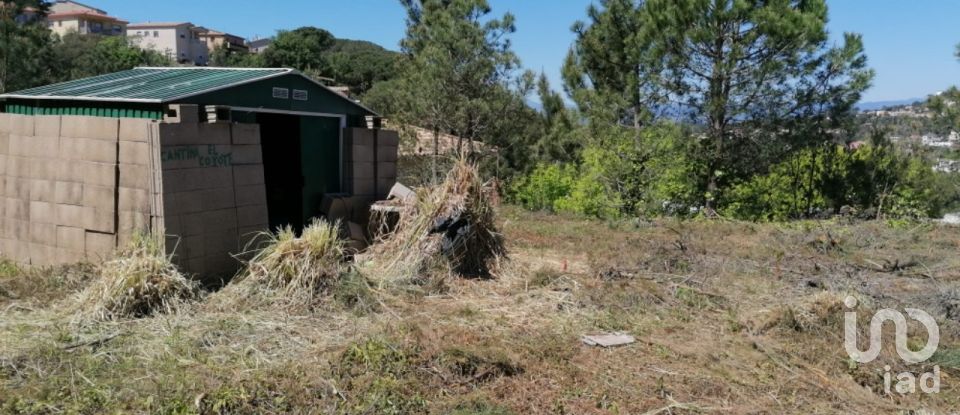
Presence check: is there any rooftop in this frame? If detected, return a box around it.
[0,67,292,103]
[127,22,191,28]
[48,11,128,23]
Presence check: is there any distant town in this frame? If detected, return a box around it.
[39,0,272,65]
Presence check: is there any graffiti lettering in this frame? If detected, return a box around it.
[161,145,233,167]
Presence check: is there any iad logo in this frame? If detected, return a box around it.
[843,296,940,394]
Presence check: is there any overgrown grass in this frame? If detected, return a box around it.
[1,207,959,413]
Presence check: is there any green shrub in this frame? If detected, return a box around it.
[509,162,576,212]
[723,144,949,221]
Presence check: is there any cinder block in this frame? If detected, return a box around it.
[203,253,239,277]
[82,185,115,212]
[377,145,399,163]
[34,115,61,137]
[119,163,151,190]
[237,204,268,227]
[201,187,236,211]
[56,226,85,251]
[55,182,84,205]
[58,161,116,187]
[7,135,28,157]
[158,122,200,146]
[162,214,182,237]
[59,137,116,163]
[55,203,84,228]
[201,167,233,189]
[163,104,200,124]
[160,145,229,170]
[60,116,118,140]
[345,162,375,180]
[185,257,206,276]
[231,145,262,165]
[0,132,10,155]
[377,162,398,179]
[347,178,375,197]
[201,208,238,231]
[27,159,58,180]
[163,191,203,216]
[5,198,28,221]
[29,243,56,266]
[19,135,58,158]
[29,201,55,224]
[203,228,238,254]
[179,213,205,236]
[347,144,375,163]
[8,114,35,136]
[119,187,150,213]
[0,114,9,134]
[119,141,151,166]
[29,222,56,245]
[118,210,149,231]
[119,118,153,142]
[7,218,28,240]
[231,123,260,144]
[84,231,116,258]
[196,123,231,145]
[56,247,85,264]
[345,128,373,147]
[7,156,28,179]
[233,165,264,187]
[235,184,267,207]
[378,130,400,147]
[28,180,55,202]
[84,207,114,233]
[181,234,204,259]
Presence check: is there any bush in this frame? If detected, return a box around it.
[510,123,702,219]
[723,144,949,221]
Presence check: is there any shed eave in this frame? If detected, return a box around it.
[0,94,162,103]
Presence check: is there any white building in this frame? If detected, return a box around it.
[47,0,127,37]
[127,22,208,65]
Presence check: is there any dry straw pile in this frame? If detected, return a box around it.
[75,233,200,321]
[368,159,506,282]
[227,219,347,307]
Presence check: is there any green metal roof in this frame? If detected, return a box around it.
[0,67,293,103]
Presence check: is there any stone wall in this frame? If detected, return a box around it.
[158,119,268,281]
[0,114,158,266]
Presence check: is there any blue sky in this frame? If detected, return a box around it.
[91,0,960,103]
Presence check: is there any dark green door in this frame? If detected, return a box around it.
[300,116,342,224]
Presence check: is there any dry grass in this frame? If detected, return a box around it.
[365,159,506,286]
[1,208,960,413]
[216,219,347,310]
[73,233,200,321]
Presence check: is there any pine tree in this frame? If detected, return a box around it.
[0,0,53,93]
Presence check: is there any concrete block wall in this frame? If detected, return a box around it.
[0,114,158,266]
[342,128,399,201]
[158,119,268,281]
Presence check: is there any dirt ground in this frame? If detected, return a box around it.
[1,206,959,414]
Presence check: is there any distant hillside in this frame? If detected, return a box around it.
[856,97,926,111]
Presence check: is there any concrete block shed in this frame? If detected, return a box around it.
[0,67,399,280]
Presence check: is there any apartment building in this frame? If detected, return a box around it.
[198,30,249,54]
[128,22,209,65]
[47,0,127,36]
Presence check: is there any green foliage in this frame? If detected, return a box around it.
[209,42,262,67]
[0,0,53,93]
[262,26,335,75]
[723,145,950,221]
[326,39,399,94]
[511,122,703,219]
[509,162,575,212]
[49,34,170,82]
